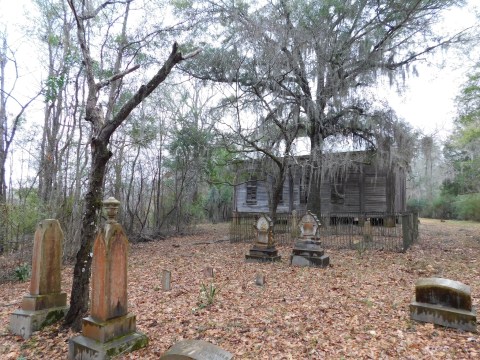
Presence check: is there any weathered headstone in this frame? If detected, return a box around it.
[290,211,329,268]
[290,210,299,238]
[160,339,233,360]
[204,266,214,278]
[363,218,373,243]
[68,197,148,360]
[9,219,68,339]
[255,272,265,286]
[162,270,172,291]
[245,214,281,263]
[410,277,477,332]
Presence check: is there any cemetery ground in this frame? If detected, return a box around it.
[1,219,480,359]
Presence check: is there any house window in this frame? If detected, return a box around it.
[246,180,257,205]
[330,176,345,205]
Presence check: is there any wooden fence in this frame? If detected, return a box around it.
[230,212,419,252]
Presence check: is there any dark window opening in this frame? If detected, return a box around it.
[246,180,257,205]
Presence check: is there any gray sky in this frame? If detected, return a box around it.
[1,0,478,139]
[385,1,479,138]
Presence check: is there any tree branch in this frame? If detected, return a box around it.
[101,42,201,140]
[5,89,43,153]
[80,1,132,20]
[95,64,140,90]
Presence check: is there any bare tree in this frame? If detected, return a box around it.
[0,33,41,253]
[64,0,200,329]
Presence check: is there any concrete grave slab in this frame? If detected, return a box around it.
[160,339,233,360]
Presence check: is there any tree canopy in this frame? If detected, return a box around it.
[177,0,461,213]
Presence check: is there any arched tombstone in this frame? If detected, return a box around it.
[9,219,68,339]
[245,214,281,263]
[290,211,329,268]
[410,277,477,332]
[299,211,319,240]
[68,197,148,360]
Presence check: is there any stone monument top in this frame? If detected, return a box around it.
[103,196,121,223]
[299,211,320,240]
[255,214,273,247]
[256,215,271,231]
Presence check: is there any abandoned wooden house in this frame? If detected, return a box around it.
[232,151,407,219]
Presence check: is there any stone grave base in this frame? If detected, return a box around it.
[290,240,329,268]
[82,314,137,342]
[68,313,148,360]
[22,292,67,311]
[290,254,329,268]
[410,301,477,332]
[9,306,68,339]
[245,246,281,263]
[68,331,148,360]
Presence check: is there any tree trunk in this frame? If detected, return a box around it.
[125,146,141,233]
[270,163,287,223]
[0,37,7,253]
[0,36,8,206]
[307,164,323,216]
[385,164,396,227]
[64,136,111,330]
[307,133,323,216]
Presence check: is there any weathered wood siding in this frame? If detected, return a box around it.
[364,174,387,212]
[234,180,291,214]
[234,163,406,215]
[395,170,407,212]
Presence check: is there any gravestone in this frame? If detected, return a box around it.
[255,272,265,286]
[363,218,373,243]
[290,210,299,238]
[68,197,148,360]
[410,277,477,332]
[245,214,281,263]
[204,266,214,278]
[290,211,329,268]
[160,339,233,360]
[9,219,68,339]
[162,270,172,291]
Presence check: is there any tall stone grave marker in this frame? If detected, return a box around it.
[9,219,68,339]
[410,277,477,332]
[68,197,148,360]
[245,214,281,263]
[162,270,172,291]
[290,211,329,268]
